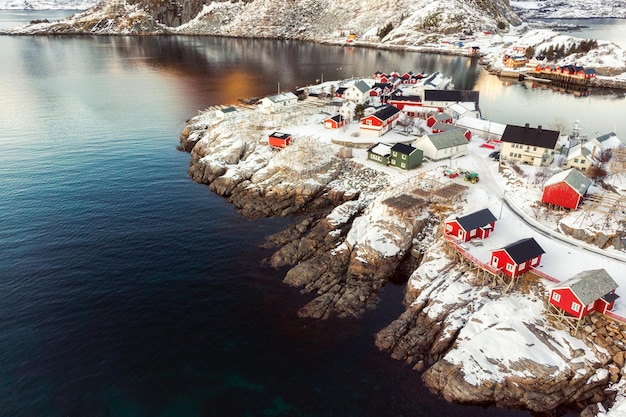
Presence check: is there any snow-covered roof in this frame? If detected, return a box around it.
[265,92,298,103]
[368,143,392,157]
[544,168,592,196]
[552,269,618,306]
[455,117,506,136]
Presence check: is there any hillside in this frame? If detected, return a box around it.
[3,0,521,41]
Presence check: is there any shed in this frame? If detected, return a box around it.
[324,114,346,129]
[549,269,619,319]
[541,168,592,210]
[489,237,545,278]
[444,208,497,242]
[268,132,292,148]
[389,143,423,170]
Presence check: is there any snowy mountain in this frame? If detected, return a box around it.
[0,0,96,9]
[511,0,626,19]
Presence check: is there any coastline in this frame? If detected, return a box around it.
[177,78,626,414]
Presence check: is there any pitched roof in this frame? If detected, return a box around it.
[544,168,592,196]
[596,132,617,143]
[327,114,345,123]
[368,142,392,156]
[455,117,506,136]
[424,129,467,149]
[372,105,401,121]
[455,208,497,232]
[265,92,298,103]
[391,143,418,155]
[499,237,545,264]
[554,269,618,305]
[352,80,371,94]
[429,112,452,122]
[424,89,480,104]
[501,124,560,148]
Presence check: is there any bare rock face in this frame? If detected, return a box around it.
[559,222,626,251]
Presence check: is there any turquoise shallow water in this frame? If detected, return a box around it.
[1,14,613,415]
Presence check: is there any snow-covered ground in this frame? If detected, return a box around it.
[511,0,626,19]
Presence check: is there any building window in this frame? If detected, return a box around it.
[506,263,514,272]
[402,155,406,160]
[533,146,537,151]
[574,158,579,163]
[552,292,561,302]
[401,162,406,168]
[445,224,452,232]
[571,302,580,312]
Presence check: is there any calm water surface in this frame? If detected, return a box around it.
[2,11,624,417]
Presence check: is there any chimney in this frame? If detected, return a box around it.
[525,123,530,129]
[537,125,542,133]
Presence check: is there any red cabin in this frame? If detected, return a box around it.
[268,131,292,148]
[549,269,619,319]
[323,115,346,129]
[489,237,545,278]
[541,169,592,210]
[444,208,497,242]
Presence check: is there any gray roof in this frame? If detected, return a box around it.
[555,269,618,305]
[353,80,371,94]
[544,168,592,196]
[426,129,467,150]
[596,132,616,143]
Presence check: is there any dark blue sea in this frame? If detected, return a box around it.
[3,10,624,417]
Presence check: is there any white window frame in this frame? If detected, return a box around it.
[551,292,561,302]
[571,302,580,312]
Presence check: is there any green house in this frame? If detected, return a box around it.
[390,143,423,170]
[367,143,392,165]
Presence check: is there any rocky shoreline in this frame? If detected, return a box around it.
[179,99,626,416]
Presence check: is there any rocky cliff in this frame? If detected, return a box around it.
[179,100,626,415]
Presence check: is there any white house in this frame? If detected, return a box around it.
[448,102,480,120]
[340,101,357,121]
[344,80,372,104]
[215,106,238,119]
[565,144,595,172]
[414,129,468,161]
[258,92,298,112]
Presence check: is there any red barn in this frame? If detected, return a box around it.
[489,237,545,278]
[268,131,292,148]
[323,114,346,129]
[541,168,592,210]
[549,269,619,319]
[444,208,497,242]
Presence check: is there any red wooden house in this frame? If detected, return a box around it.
[541,168,592,210]
[549,269,619,320]
[489,237,545,278]
[268,131,292,148]
[360,105,401,136]
[323,114,346,129]
[444,208,497,242]
[426,112,452,128]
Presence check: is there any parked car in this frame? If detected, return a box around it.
[488,150,500,160]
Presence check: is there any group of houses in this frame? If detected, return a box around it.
[444,207,619,328]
